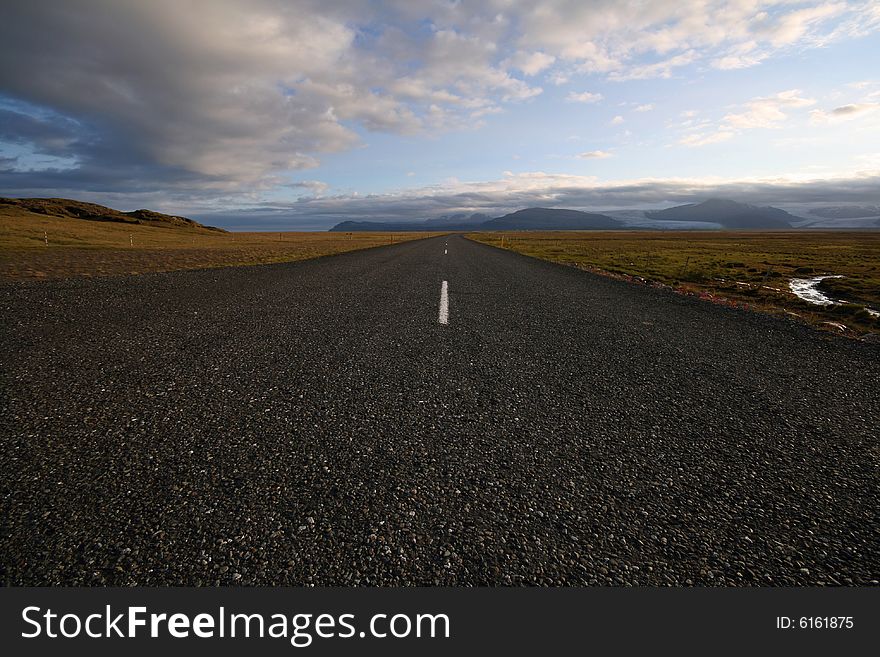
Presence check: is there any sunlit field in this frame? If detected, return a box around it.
[0,206,437,279]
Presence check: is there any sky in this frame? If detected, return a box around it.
[1,0,879,230]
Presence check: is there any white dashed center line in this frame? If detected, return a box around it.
[438,280,449,325]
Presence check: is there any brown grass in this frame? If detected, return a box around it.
[0,205,438,279]
[468,230,880,336]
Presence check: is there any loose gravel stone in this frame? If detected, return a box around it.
[0,235,877,586]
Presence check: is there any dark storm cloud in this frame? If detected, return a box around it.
[0,0,533,203]
[0,1,385,198]
[0,107,82,156]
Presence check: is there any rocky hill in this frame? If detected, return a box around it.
[0,197,225,232]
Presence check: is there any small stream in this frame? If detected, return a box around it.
[788,275,843,305]
[789,275,880,317]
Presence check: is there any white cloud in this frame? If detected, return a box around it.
[611,115,625,125]
[635,104,654,112]
[577,150,612,159]
[287,179,329,195]
[762,2,848,47]
[505,50,556,76]
[567,91,603,104]
[679,131,735,147]
[712,53,768,70]
[421,29,543,103]
[723,90,815,129]
[672,89,816,149]
[513,0,876,81]
[609,51,698,81]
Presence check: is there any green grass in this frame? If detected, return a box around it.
[468,230,880,336]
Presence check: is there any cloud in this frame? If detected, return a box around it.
[505,51,556,76]
[7,158,878,228]
[635,104,654,112]
[762,2,848,47]
[567,91,603,104]
[0,1,370,193]
[671,89,816,148]
[609,51,698,81]
[723,89,815,129]
[1,1,878,209]
[577,150,612,159]
[513,0,877,79]
[189,170,880,229]
[678,131,735,147]
[810,103,879,123]
[712,53,768,70]
[0,0,546,201]
[0,105,81,157]
[285,180,329,195]
[610,115,625,125]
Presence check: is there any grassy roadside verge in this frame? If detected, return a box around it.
[0,209,439,279]
[467,230,880,338]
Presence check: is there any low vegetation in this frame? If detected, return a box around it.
[468,231,880,336]
[0,200,435,279]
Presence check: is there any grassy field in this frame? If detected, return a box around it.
[468,231,880,336]
[0,205,437,279]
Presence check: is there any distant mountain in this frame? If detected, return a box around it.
[646,198,794,228]
[330,213,489,232]
[330,220,430,232]
[808,206,880,219]
[422,213,490,228]
[480,208,621,230]
[0,197,224,231]
[330,208,621,231]
[328,200,814,232]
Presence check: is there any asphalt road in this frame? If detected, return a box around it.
[1,235,878,585]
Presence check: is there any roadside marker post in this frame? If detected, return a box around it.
[44,230,48,246]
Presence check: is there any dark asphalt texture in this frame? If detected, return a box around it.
[1,235,878,586]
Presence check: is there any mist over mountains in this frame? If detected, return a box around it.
[329,199,809,231]
[808,206,880,219]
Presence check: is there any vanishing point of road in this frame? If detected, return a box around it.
[1,235,877,585]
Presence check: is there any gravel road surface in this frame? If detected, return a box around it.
[1,235,878,585]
